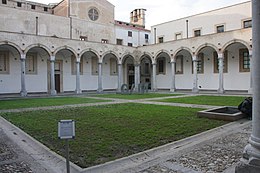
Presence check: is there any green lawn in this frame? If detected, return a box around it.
[91,93,181,100]
[158,95,245,106]
[0,97,109,110]
[1,103,226,168]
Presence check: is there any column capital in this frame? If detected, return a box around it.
[192,55,197,61]
[20,54,26,60]
[152,63,157,66]
[171,59,176,63]
[50,55,55,61]
[218,53,224,59]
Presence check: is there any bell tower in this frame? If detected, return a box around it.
[130,9,146,27]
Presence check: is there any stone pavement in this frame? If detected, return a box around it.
[0,93,252,173]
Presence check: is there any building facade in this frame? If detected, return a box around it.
[0,0,252,95]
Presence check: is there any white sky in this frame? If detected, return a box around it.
[30,0,249,29]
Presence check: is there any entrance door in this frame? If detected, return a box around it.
[55,74,60,93]
[127,64,135,89]
[54,60,63,93]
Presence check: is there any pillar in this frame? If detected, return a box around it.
[75,57,82,94]
[50,56,57,96]
[218,53,225,94]
[248,50,253,94]
[134,64,140,91]
[97,62,103,93]
[170,60,176,92]
[117,63,123,92]
[236,1,260,172]
[152,63,157,91]
[192,56,199,93]
[20,54,27,97]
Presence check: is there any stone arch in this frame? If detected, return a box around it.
[222,39,251,52]
[195,43,219,56]
[53,46,77,57]
[154,50,171,61]
[101,51,119,63]
[173,47,193,60]
[24,44,52,56]
[121,53,135,64]
[79,48,99,59]
[139,53,153,64]
[0,41,23,55]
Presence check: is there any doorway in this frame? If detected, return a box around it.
[127,64,135,89]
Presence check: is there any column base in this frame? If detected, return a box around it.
[75,89,82,94]
[97,89,103,94]
[192,88,199,93]
[170,88,176,92]
[50,90,57,96]
[218,88,225,94]
[248,88,253,94]
[20,90,27,97]
[236,144,260,173]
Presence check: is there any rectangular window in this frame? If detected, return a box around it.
[101,39,108,44]
[194,29,201,37]
[31,5,36,9]
[128,43,133,47]
[0,51,9,74]
[71,56,83,75]
[116,39,123,45]
[216,25,225,33]
[80,36,88,41]
[2,0,7,4]
[243,20,252,28]
[26,53,37,74]
[157,57,165,74]
[17,2,22,7]
[175,55,183,74]
[128,31,132,37]
[110,58,118,75]
[91,57,98,75]
[44,7,48,12]
[239,48,250,72]
[214,51,228,73]
[175,33,182,40]
[158,37,164,43]
[145,34,149,39]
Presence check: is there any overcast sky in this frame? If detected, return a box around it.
[30,0,249,29]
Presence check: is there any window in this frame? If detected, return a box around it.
[175,33,182,40]
[101,39,108,43]
[110,58,118,75]
[17,2,22,7]
[2,0,7,4]
[0,51,9,74]
[216,25,225,33]
[243,20,252,28]
[194,29,201,37]
[71,56,83,75]
[128,31,132,37]
[88,8,99,21]
[239,49,250,72]
[157,57,166,74]
[44,7,48,12]
[214,51,228,73]
[91,57,98,75]
[145,34,149,43]
[116,39,123,45]
[31,5,36,9]
[144,63,150,75]
[26,53,37,74]
[80,36,88,41]
[128,43,133,47]
[158,37,164,43]
[192,53,204,74]
[175,55,183,74]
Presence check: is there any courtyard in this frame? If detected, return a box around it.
[0,92,251,173]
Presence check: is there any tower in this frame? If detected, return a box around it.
[130,9,146,27]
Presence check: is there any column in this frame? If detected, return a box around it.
[248,50,253,94]
[170,60,176,92]
[152,63,157,91]
[117,63,123,92]
[97,62,103,93]
[134,64,140,92]
[50,56,57,96]
[192,56,199,93]
[75,57,82,94]
[20,54,27,97]
[218,53,225,94]
[236,1,260,172]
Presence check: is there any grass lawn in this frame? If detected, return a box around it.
[0,97,109,110]
[157,95,245,106]
[91,93,181,100]
[1,103,226,168]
